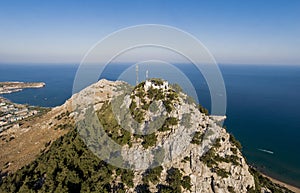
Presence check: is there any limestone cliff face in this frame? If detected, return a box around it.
[69,79,255,193]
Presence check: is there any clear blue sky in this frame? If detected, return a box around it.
[0,0,299,64]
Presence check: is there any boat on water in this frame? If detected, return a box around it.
[258,148,274,154]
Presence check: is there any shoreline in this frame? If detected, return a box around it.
[0,81,45,94]
[260,172,300,193]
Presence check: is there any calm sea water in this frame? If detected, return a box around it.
[0,63,299,187]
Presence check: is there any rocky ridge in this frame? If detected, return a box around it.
[70,79,255,192]
[0,79,295,193]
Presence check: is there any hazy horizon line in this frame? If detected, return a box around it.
[0,62,300,67]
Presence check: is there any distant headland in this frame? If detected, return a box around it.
[0,81,45,94]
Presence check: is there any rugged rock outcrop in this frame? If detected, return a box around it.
[68,79,255,192]
[0,79,295,193]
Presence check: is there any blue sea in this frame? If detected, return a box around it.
[0,63,300,187]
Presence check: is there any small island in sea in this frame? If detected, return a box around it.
[0,81,45,94]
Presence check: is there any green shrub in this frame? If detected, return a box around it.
[200,148,217,168]
[181,156,190,163]
[214,138,221,149]
[229,134,242,150]
[215,168,230,178]
[142,166,163,184]
[181,176,191,190]
[166,167,182,192]
[158,125,171,132]
[142,103,150,110]
[163,100,173,113]
[142,133,157,149]
[230,147,237,154]
[135,184,151,193]
[227,186,235,193]
[157,184,174,193]
[191,131,204,145]
[119,169,134,188]
[198,104,209,115]
[166,117,178,125]
[158,117,178,132]
[150,78,164,86]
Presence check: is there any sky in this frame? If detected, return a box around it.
[0,0,299,65]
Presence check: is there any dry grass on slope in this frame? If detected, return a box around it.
[0,106,73,176]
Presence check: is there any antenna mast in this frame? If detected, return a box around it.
[136,64,139,85]
[146,63,149,80]
[146,69,149,80]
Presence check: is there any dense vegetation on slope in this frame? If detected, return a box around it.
[0,128,192,193]
[247,167,294,193]
[0,127,293,193]
[0,129,132,192]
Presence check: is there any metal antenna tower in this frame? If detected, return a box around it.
[146,69,149,80]
[145,63,149,80]
[136,64,139,85]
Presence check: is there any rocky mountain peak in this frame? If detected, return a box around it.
[0,79,294,193]
[70,79,255,192]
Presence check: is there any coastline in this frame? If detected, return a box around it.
[0,81,45,94]
[261,172,300,193]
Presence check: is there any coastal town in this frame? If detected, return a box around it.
[0,81,47,133]
[0,97,44,133]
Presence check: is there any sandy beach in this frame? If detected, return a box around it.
[261,173,300,193]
